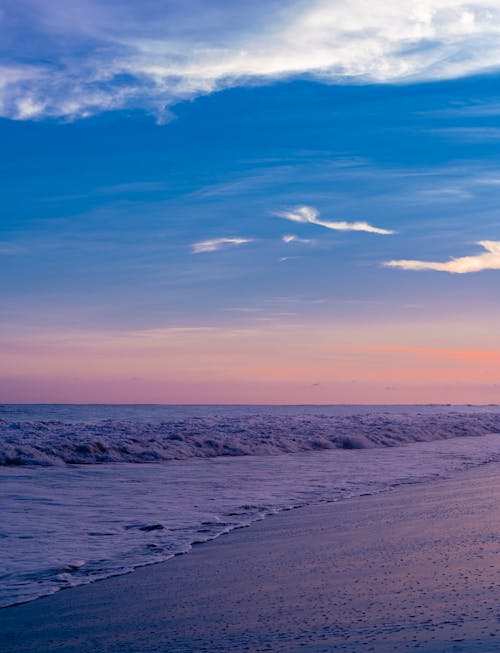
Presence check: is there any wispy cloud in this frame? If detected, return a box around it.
[0,243,27,255]
[225,307,262,313]
[433,127,500,142]
[274,205,394,235]
[384,240,500,273]
[475,176,500,186]
[413,187,472,202]
[191,237,253,254]
[425,100,500,118]
[6,2,500,120]
[282,234,314,244]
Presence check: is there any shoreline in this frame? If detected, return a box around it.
[3,463,500,652]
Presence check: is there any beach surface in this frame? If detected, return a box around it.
[2,463,500,653]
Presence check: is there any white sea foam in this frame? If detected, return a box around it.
[1,405,500,609]
[2,411,500,466]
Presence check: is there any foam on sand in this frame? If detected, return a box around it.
[4,463,500,652]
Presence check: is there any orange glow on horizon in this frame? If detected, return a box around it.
[1,323,500,403]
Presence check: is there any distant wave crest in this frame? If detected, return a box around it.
[2,412,500,466]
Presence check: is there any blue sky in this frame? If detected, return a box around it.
[2,1,500,402]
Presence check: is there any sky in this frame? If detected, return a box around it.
[2,0,500,403]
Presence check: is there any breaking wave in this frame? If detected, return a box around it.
[2,412,500,466]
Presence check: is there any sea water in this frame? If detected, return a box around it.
[2,404,500,608]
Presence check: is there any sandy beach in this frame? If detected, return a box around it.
[3,463,500,653]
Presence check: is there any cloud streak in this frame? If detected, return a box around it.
[191,237,253,254]
[275,206,394,235]
[5,1,500,120]
[384,240,500,273]
[282,234,314,244]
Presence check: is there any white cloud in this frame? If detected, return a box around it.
[274,205,394,235]
[384,240,500,273]
[6,1,500,120]
[282,234,314,244]
[191,237,253,253]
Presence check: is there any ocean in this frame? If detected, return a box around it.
[2,404,500,608]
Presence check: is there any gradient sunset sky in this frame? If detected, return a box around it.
[3,1,500,403]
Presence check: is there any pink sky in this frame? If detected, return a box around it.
[2,322,500,403]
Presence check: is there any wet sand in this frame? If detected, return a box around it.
[2,463,500,652]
